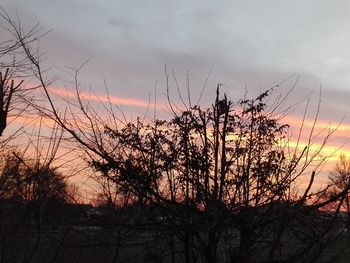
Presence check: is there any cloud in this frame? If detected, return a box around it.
[47,86,165,109]
[2,0,350,99]
[2,1,350,154]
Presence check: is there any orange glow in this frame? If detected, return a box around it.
[6,101,350,164]
[284,115,349,135]
[4,84,350,195]
[8,114,56,128]
[47,86,168,109]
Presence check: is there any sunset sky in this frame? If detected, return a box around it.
[2,1,350,186]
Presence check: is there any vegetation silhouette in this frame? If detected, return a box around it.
[1,7,350,263]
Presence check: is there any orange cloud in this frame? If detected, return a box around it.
[7,84,350,173]
[284,115,350,134]
[47,86,168,109]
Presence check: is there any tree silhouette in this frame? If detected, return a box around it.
[0,150,68,203]
[0,68,23,136]
[2,7,350,263]
[85,87,347,263]
[325,154,350,228]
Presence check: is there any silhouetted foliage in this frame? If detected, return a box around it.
[85,87,346,263]
[0,150,68,203]
[1,7,350,263]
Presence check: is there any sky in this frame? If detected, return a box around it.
[1,1,350,102]
[2,1,350,189]
[0,2,350,95]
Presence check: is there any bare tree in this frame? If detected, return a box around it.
[83,86,346,263]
